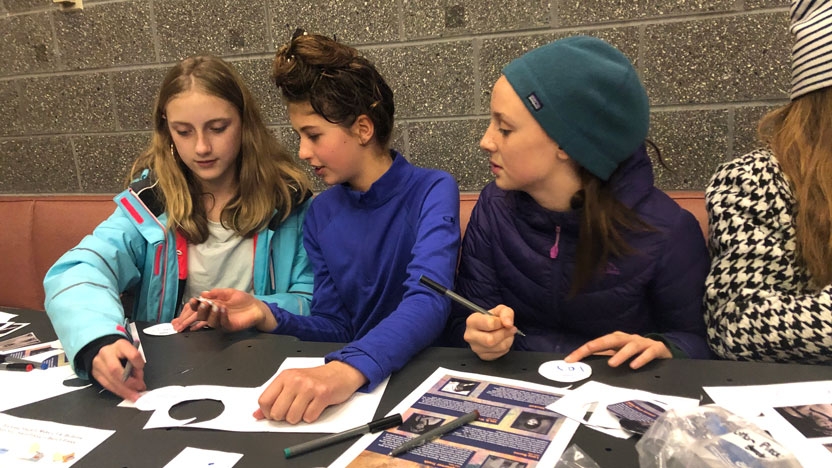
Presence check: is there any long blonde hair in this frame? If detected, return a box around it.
[129,56,310,243]
[759,87,832,287]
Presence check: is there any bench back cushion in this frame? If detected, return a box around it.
[0,191,706,311]
[0,195,115,310]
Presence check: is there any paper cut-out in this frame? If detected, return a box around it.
[128,357,389,433]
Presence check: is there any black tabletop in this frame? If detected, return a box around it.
[4,308,832,468]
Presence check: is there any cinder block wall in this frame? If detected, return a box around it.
[0,0,790,194]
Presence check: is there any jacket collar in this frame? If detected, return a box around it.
[340,150,411,207]
[510,144,654,232]
[608,144,654,209]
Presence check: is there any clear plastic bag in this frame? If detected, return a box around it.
[555,444,601,468]
[636,405,802,468]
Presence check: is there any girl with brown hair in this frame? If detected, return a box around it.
[190,31,460,424]
[705,0,832,363]
[44,56,313,402]
[444,36,712,368]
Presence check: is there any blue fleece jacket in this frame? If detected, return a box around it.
[267,152,460,390]
[445,145,712,359]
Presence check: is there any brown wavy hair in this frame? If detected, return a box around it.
[271,31,395,148]
[569,141,659,295]
[128,56,310,244]
[759,87,832,287]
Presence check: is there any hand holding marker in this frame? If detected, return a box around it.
[418,275,526,337]
[117,322,141,382]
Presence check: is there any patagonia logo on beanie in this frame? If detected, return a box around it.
[502,35,649,181]
[789,0,832,100]
[527,93,543,110]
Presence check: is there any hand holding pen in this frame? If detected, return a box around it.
[419,276,526,337]
[89,324,146,402]
[419,276,526,361]
[118,323,141,383]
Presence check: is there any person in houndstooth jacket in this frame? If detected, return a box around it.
[704,0,832,363]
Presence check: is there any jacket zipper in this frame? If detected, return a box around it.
[157,240,168,322]
[549,225,561,259]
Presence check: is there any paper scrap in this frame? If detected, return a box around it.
[143,323,178,336]
[0,311,18,322]
[0,364,90,412]
[124,357,388,433]
[163,447,243,468]
[547,380,699,439]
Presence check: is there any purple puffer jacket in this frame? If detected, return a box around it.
[445,145,712,359]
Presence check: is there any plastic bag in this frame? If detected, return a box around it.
[554,444,601,468]
[636,405,802,468]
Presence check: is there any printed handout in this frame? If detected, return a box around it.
[705,380,832,468]
[0,413,113,467]
[331,367,581,468]
[547,380,700,439]
[0,322,29,338]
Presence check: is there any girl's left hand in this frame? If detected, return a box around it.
[172,298,216,332]
[564,331,672,369]
[253,361,367,424]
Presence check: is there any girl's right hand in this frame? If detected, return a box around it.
[463,304,518,361]
[91,339,145,402]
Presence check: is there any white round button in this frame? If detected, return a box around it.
[538,360,592,383]
[143,323,178,336]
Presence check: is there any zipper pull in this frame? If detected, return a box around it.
[549,225,561,259]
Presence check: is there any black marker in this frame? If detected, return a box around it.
[0,355,48,369]
[0,362,34,372]
[419,275,527,337]
[389,410,480,457]
[283,413,402,459]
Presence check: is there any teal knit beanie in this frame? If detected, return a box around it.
[502,36,649,181]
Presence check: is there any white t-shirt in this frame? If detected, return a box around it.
[184,220,254,301]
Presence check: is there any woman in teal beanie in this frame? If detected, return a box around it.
[444,36,712,368]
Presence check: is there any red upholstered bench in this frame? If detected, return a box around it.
[0,195,115,311]
[0,191,706,311]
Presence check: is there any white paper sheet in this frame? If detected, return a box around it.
[0,311,18,322]
[163,447,243,468]
[547,380,700,439]
[0,365,90,412]
[125,357,388,433]
[0,413,113,467]
[705,380,832,468]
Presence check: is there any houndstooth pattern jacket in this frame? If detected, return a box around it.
[704,148,832,363]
